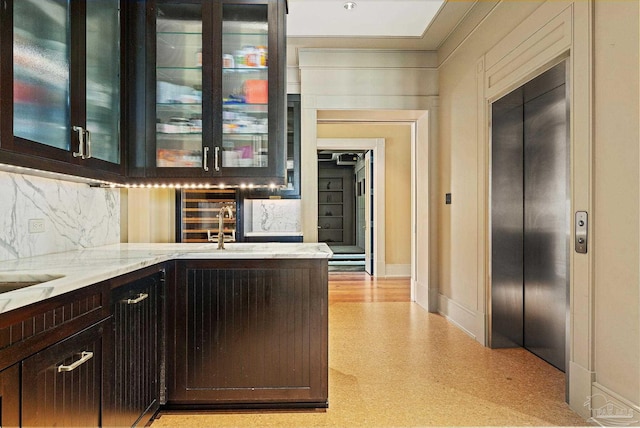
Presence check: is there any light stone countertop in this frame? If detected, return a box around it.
[0,242,332,314]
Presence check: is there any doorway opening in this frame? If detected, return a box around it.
[318,150,373,273]
[489,60,569,372]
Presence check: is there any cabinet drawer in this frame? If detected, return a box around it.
[0,282,109,370]
[22,321,105,427]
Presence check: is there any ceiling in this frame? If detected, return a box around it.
[287,0,445,38]
[286,0,477,51]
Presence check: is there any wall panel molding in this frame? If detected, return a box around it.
[484,5,572,100]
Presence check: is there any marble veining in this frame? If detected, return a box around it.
[0,172,120,262]
[0,242,332,314]
[249,199,301,233]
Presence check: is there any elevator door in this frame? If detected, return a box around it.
[491,62,569,371]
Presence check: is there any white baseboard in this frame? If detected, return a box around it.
[585,382,640,426]
[438,293,480,342]
[569,361,594,420]
[385,264,411,277]
[414,279,429,309]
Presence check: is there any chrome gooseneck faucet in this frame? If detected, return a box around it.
[216,205,234,250]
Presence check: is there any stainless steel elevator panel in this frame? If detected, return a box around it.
[491,90,524,348]
[490,62,569,372]
[523,76,568,371]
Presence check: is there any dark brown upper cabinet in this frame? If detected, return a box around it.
[0,0,126,182]
[129,0,287,186]
[238,92,300,199]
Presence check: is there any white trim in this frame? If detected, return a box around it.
[590,383,640,421]
[386,264,411,278]
[569,361,595,420]
[411,121,417,300]
[438,293,479,341]
[317,138,386,277]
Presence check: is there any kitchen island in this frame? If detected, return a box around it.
[0,243,331,426]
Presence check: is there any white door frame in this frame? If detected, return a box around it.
[317,138,386,277]
[364,150,373,275]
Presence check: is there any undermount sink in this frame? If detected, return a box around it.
[0,274,64,294]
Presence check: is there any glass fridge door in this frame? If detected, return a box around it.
[221,4,269,170]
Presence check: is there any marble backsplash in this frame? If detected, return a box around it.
[0,171,120,261]
[244,199,301,233]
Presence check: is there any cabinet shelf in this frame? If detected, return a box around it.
[223,131,268,135]
[223,32,267,36]
[223,103,268,111]
[223,66,267,72]
[157,66,202,71]
[157,31,202,35]
[157,102,202,106]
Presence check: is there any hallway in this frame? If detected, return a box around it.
[152,273,586,427]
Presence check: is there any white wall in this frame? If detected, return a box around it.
[0,171,120,261]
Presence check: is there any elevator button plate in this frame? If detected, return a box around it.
[575,211,588,254]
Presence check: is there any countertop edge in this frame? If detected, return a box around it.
[0,243,333,314]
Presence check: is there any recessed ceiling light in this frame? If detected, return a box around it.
[343,2,356,11]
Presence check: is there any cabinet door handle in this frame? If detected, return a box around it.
[57,351,93,372]
[125,293,149,305]
[214,147,220,171]
[203,147,210,171]
[72,126,85,159]
[85,129,92,159]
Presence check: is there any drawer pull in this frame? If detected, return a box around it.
[126,293,149,305]
[58,351,93,372]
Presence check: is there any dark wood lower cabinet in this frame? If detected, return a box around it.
[103,269,163,427]
[0,364,20,426]
[168,259,328,408]
[22,321,105,427]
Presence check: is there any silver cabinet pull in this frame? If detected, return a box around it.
[85,129,92,159]
[126,293,149,305]
[72,126,85,159]
[214,146,220,171]
[203,147,210,171]
[58,351,93,372]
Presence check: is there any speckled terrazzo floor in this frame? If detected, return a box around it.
[151,300,588,427]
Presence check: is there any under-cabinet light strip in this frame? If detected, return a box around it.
[0,162,281,190]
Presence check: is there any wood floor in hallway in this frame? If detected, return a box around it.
[151,272,587,427]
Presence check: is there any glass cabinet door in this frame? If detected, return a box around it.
[85,0,120,164]
[13,0,122,171]
[221,3,269,170]
[14,0,70,151]
[155,3,203,168]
